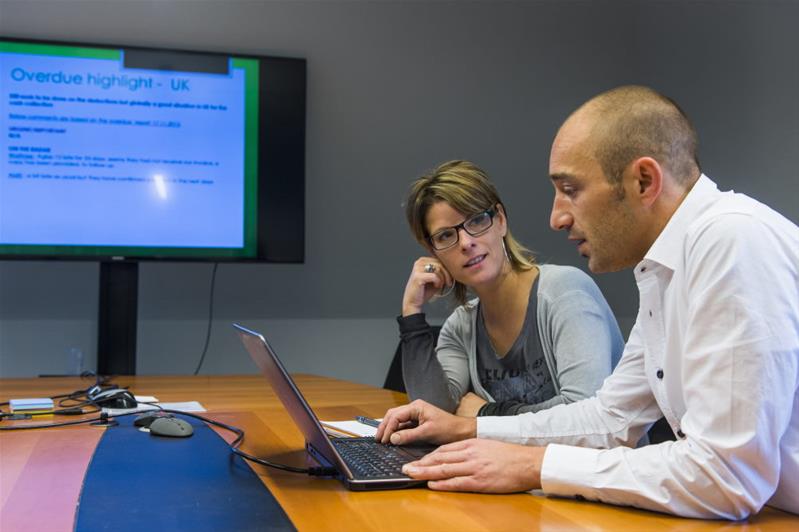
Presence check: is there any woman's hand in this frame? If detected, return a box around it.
[455,392,487,417]
[401,257,453,316]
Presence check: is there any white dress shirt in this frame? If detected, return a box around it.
[478,175,799,519]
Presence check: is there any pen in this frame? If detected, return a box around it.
[355,415,381,428]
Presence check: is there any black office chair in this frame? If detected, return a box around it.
[647,417,678,444]
[383,326,441,393]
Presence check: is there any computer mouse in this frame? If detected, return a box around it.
[91,389,138,409]
[134,411,169,428]
[148,416,194,438]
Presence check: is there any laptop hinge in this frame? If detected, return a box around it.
[306,442,336,469]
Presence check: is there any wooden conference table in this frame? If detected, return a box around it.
[1,375,796,531]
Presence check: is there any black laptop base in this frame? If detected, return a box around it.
[308,438,436,490]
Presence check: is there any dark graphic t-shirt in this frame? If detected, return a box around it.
[475,276,555,405]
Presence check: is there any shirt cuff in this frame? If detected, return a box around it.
[476,415,524,442]
[540,443,600,500]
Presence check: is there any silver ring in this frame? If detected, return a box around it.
[424,263,436,273]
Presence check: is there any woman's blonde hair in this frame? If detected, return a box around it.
[405,160,536,304]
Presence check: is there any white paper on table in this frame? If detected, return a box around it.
[134,395,158,403]
[102,400,206,416]
[320,419,380,438]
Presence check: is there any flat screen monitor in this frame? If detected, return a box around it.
[0,37,305,262]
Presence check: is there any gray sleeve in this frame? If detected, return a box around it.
[480,271,623,416]
[399,313,465,413]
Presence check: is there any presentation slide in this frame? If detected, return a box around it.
[0,43,255,251]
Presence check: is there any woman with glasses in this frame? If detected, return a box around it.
[399,160,623,417]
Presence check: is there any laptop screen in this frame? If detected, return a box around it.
[234,324,345,472]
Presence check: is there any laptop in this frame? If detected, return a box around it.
[234,324,436,490]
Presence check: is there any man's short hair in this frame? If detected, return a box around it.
[584,85,701,187]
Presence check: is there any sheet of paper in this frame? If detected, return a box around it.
[134,395,158,403]
[102,405,155,416]
[102,401,206,416]
[320,419,380,438]
[158,401,206,413]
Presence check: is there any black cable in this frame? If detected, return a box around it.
[230,447,314,474]
[0,373,113,420]
[154,409,331,475]
[0,371,112,409]
[0,410,136,430]
[0,374,328,475]
[0,404,334,476]
[193,262,219,375]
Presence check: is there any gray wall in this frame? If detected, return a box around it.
[1,1,797,384]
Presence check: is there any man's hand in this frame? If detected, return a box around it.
[376,399,476,445]
[455,392,487,417]
[402,439,546,493]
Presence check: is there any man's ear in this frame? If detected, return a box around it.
[630,157,663,207]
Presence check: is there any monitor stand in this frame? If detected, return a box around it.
[97,261,138,375]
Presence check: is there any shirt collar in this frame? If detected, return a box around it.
[640,174,720,272]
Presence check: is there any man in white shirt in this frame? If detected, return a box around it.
[376,85,799,519]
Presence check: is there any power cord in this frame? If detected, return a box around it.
[193,262,219,375]
[163,409,336,476]
[0,402,336,477]
[0,371,111,416]
[0,411,122,429]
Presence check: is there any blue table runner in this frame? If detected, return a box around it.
[74,414,294,531]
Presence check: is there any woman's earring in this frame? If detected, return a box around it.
[439,281,455,298]
[501,239,510,262]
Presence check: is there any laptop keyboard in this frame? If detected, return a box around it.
[332,437,431,479]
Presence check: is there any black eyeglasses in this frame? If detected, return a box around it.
[428,208,496,251]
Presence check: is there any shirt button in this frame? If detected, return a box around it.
[641,267,647,273]
[676,429,685,438]
[649,310,653,317]
[656,369,664,379]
